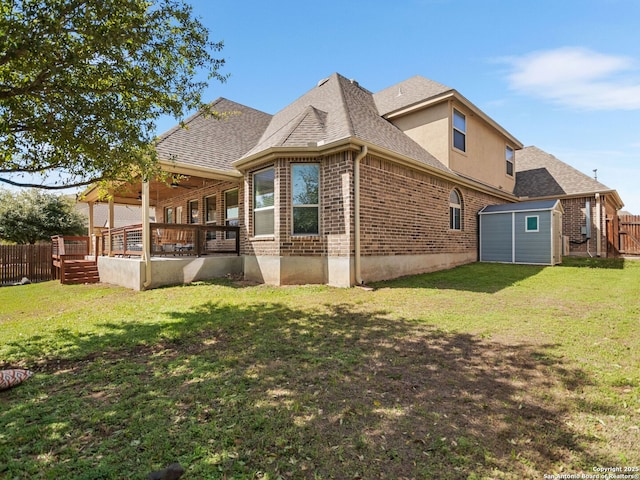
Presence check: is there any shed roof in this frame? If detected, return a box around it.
[479,199,562,215]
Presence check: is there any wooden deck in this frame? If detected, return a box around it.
[52,236,99,285]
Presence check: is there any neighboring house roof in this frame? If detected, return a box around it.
[238,73,452,174]
[479,199,562,215]
[515,146,618,199]
[75,203,155,228]
[155,97,272,173]
[373,75,453,116]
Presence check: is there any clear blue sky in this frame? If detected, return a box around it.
[160,0,640,213]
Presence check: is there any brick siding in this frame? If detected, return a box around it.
[561,195,616,257]
[359,154,507,256]
[240,150,509,260]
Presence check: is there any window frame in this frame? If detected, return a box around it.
[506,145,514,177]
[175,206,183,224]
[224,188,239,240]
[453,108,466,153]
[188,199,199,224]
[291,163,320,236]
[253,167,275,237]
[205,195,217,224]
[449,189,462,231]
[165,207,174,224]
[525,215,539,232]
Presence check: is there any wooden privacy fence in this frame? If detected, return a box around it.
[619,215,640,255]
[0,243,53,285]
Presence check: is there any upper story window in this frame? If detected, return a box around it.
[253,167,275,236]
[453,109,466,152]
[188,199,199,224]
[224,189,239,239]
[292,163,320,235]
[506,145,514,176]
[205,195,217,224]
[449,189,462,230]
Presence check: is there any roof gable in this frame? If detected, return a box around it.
[374,75,453,116]
[240,73,451,173]
[479,199,562,214]
[515,146,613,198]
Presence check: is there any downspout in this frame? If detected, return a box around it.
[354,145,368,285]
[595,193,602,257]
[141,179,152,289]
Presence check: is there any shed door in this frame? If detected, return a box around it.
[552,210,563,264]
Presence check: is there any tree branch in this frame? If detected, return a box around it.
[0,176,99,190]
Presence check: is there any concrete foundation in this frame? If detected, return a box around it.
[97,251,474,290]
[360,252,476,283]
[97,255,242,291]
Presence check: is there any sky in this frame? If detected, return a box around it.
[155,0,640,213]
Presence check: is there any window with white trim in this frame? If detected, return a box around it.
[224,189,239,239]
[253,167,275,236]
[525,215,539,232]
[175,206,183,224]
[506,145,514,176]
[292,163,320,235]
[165,207,174,224]
[449,189,462,230]
[453,109,466,152]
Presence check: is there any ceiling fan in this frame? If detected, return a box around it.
[168,175,196,189]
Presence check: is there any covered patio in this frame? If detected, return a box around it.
[80,169,243,290]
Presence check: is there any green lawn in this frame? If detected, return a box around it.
[1,258,639,479]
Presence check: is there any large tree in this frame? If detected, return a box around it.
[0,188,86,243]
[0,0,225,190]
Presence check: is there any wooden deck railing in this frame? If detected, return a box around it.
[100,223,240,257]
[51,235,95,283]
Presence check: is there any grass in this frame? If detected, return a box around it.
[1,257,639,479]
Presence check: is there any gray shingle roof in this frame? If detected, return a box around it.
[155,98,272,172]
[515,146,613,198]
[241,73,451,174]
[373,75,453,116]
[479,199,561,214]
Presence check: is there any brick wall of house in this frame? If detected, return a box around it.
[358,154,509,256]
[240,150,511,260]
[562,196,595,256]
[561,195,616,257]
[155,178,244,250]
[242,153,354,258]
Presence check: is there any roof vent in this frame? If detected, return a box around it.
[317,77,330,87]
[349,79,359,86]
[397,87,403,97]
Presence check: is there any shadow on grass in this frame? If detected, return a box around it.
[373,262,547,293]
[0,300,621,479]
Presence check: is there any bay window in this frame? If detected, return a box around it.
[292,163,319,235]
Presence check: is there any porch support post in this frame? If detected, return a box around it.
[108,198,115,256]
[88,202,95,255]
[141,179,152,289]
